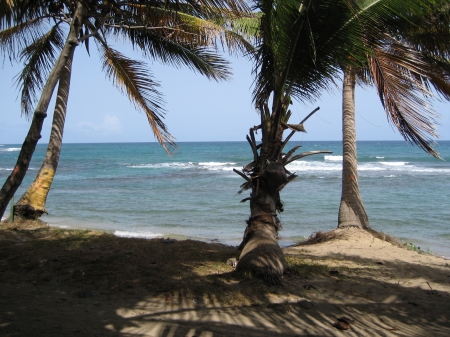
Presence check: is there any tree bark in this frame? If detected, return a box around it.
[338,67,370,229]
[236,104,288,285]
[237,161,286,285]
[0,2,85,219]
[14,49,74,219]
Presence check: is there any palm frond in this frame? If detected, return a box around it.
[369,49,442,158]
[178,0,251,17]
[14,24,65,117]
[253,0,447,107]
[0,16,48,60]
[98,44,176,153]
[113,25,231,81]
[120,6,254,55]
[0,0,13,30]
[398,1,450,59]
[252,0,368,106]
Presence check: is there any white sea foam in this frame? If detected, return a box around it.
[127,162,191,169]
[286,160,342,171]
[358,165,387,171]
[126,159,449,176]
[114,230,163,239]
[0,168,13,171]
[127,161,236,171]
[4,148,20,152]
[379,161,408,166]
[198,162,235,171]
[384,175,396,178]
[324,155,343,161]
[282,158,450,175]
[376,156,384,159]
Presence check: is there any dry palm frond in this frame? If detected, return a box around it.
[368,40,444,158]
[100,45,176,153]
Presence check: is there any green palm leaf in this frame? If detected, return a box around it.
[114,25,231,80]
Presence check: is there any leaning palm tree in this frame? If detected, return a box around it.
[233,0,448,284]
[338,3,450,230]
[0,1,84,220]
[0,0,253,219]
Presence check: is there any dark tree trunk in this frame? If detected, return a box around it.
[235,98,331,284]
[237,158,287,285]
[14,49,74,219]
[0,2,86,219]
[338,67,370,229]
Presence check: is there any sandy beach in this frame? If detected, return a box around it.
[0,221,449,337]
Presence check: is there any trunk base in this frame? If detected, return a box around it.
[338,200,369,229]
[14,203,48,220]
[237,221,285,285]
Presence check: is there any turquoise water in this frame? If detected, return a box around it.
[1,141,449,257]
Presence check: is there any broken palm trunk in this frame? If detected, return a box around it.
[234,101,331,284]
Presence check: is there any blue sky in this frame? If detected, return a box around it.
[1,43,449,145]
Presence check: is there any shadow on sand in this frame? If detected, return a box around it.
[0,225,449,336]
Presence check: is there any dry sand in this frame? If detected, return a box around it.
[0,221,449,337]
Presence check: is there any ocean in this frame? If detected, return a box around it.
[1,141,449,258]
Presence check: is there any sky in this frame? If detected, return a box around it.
[1,42,449,146]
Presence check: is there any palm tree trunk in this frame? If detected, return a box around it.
[338,67,370,229]
[236,104,287,285]
[237,160,287,285]
[14,50,74,219]
[0,2,86,220]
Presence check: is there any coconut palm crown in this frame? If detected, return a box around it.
[0,0,253,219]
[233,0,449,283]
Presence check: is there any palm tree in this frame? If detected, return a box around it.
[339,66,370,229]
[0,0,253,219]
[233,0,448,284]
[338,4,450,230]
[0,1,86,220]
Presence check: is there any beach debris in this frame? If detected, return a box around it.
[227,258,238,268]
[161,238,175,244]
[408,301,418,306]
[425,281,437,295]
[332,317,353,330]
[303,284,316,290]
[329,270,339,276]
[298,299,313,309]
[376,261,383,265]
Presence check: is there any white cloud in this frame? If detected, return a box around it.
[102,114,122,133]
[77,114,122,135]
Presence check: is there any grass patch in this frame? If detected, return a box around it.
[403,242,432,255]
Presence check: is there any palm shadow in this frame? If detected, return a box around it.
[0,227,449,336]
